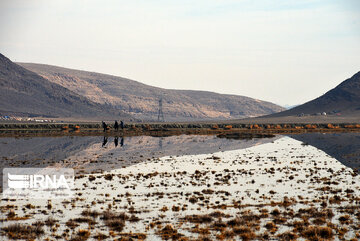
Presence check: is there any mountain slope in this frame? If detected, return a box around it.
[0,53,132,119]
[18,63,285,121]
[269,71,360,117]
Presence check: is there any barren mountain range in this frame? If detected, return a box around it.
[2,51,359,122]
[0,53,131,119]
[18,62,285,121]
[270,71,360,118]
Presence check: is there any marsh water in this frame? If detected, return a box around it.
[1,133,360,240]
[1,133,359,172]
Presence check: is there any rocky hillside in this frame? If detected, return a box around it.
[18,63,285,121]
[0,53,132,119]
[270,71,360,117]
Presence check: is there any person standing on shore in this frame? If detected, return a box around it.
[120,120,124,130]
[114,120,119,131]
[102,121,107,132]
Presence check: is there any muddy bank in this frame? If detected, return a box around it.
[0,122,360,138]
[1,122,360,130]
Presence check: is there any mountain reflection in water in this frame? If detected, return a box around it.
[0,133,359,174]
[289,132,360,171]
[0,134,279,173]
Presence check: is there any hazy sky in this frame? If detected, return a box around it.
[1,0,359,106]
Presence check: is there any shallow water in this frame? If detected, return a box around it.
[1,133,360,240]
[0,134,279,174]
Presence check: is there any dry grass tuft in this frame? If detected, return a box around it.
[233,226,256,240]
[70,229,91,241]
[2,223,44,240]
[302,226,333,240]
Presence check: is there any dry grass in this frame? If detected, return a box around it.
[101,210,128,232]
[265,221,278,233]
[81,209,100,218]
[70,229,91,241]
[156,224,184,240]
[93,232,108,240]
[2,223,44,240]
[184,214,213,223]
[277,231,298,241]
[302,226,333,240]
[45,216,58,227]
[233,226,256,240]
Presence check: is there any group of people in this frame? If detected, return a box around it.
[102,120,124,132]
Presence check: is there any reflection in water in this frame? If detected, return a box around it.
[1,133,358,174]
[0,136,99,167]
[0,134,279,174]
[102,136,108,147]
[159,137,163,149]
[289,133,360,171]
[114,137,118,147]
[112,137,124,148]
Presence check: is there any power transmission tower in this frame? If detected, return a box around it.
[157,98,165,122]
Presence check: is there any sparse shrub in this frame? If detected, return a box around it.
[302,226,333,240]
[277,231,298,241]
[71,229,91,241]
[160,206,168,212]
[66,219,79,228]
[104,173,113,181]
[327,124,334,129]
[45,216,58,227]
[270,209,281,216]
[211,124,219,130]
[339,215,352,225]
[128,214,140,222]
[189,196,198,204]
[93,232,108,240]
[185,214,213,223]
[233,226,256,240]
[88,175,96,181]
[104,219,125,231]
[81,209,100,218]
[157,224,183,240]
[265,221,277,230]
[2,223,44,240]
[172,205,180,212]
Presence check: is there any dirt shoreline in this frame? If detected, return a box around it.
[0,122,360,138]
